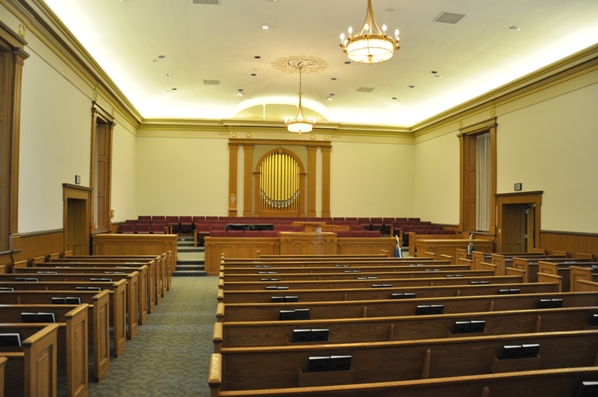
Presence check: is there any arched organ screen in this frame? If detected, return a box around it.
[259,152,301,215]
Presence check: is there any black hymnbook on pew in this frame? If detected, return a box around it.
[308,355,352,372]
[21,312,56,323]
[0,333,21,347]
[52,297,82,304]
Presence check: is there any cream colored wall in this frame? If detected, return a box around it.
[111,123,137,222]
[135,133,229,216]
[497,79,598,233]
[19,49,91,233]
[413,131,460,224]
[330,141,414,217]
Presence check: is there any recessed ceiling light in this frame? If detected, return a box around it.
[166,73,172,76]
[510,26,520,31]
[434,75,442,79]
[261,24,269,30]
[409,85,415,88]
[158,55,165,59]
[171,88,177,90]
[344,61,351,64]
[254,56,261,59]
[251,73,257,76]
[327,97,333,101]
[150,59,158,63]
[331,78,337,80]
[431,71,438,74]
[386,7,397,13]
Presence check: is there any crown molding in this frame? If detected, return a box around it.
[5,0,143,127]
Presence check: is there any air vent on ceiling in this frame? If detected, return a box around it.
[193,0,219,5]
[433,12,466,24]
[203,80,221,85]
[356,87,375,93]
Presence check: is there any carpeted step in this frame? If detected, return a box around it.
[172,270,207,277]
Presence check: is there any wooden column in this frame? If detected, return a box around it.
[243,144,254,217]
[321,146,331,218]
[307,146,317,217]
[228,143,239,217]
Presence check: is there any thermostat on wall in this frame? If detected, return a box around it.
[75,175,81,184]
[514,183,522,191]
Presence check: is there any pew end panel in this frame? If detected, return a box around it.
[537,273,563,292]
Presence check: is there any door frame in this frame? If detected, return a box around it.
[63,184,92,254]
[496,191,543,252]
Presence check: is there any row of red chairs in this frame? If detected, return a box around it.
[207,229,383,238]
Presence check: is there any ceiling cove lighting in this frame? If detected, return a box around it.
[285,66,315,134]
[340,0,400,64]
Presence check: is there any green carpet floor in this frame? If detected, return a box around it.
[87,276,219,397]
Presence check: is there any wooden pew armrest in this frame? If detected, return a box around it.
[216,302,224,321]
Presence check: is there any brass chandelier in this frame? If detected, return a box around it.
[285,66,315,134]
[340,0,400,64]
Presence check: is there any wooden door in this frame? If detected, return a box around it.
[501,204,527,252]
[66,198,88,254]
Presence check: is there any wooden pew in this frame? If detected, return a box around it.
[220,258,440,269]
[210,330,598,392]
[221,269,498,282]
[510,257,591,283]
[56,252,168,299]
[490,253,566,276]
[0,310,88,397]
[0,280,127,358]
[570,266,598,292]
[0,272,139,340]
[0,289,113,382]
[218,291,598,322]
[219,275,525,291]
[51,255,164,308]
[537,261,598,292]
[0,299,108,385]
[220,263,471,276]
[17,265,148,325]
[207,366,598,397]
[215,306,598,351]
[471,250,544,271]
[256,254,390,260]
[0,324,58,397]
[219,282,560,304]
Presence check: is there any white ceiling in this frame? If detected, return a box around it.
[43,0,598,128]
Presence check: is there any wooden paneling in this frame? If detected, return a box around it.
[416,239,494,260]
[540,231,598,258]
[92,234,178,271]
[205,236,396,276]
[205,237,280,275]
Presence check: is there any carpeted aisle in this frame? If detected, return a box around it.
[88,276,219,397]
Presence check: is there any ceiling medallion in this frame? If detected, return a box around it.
[272,56,328,74]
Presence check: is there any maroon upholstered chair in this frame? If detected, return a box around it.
[336,230,350,238]
[195,223,211,246]
[150,223,167,234]
[350,230,366,238]
[179,216,193,234]
[226,230,243,237]
[152,215,165,222]
[357,217,371,230]
[135,223,151,234]
[244,230,261,237]
[350,224,365,231]
[119,223,135,234]
[370,217,383,233]
[166,216,180,234]
[382,217,395,234]
[209,230,227,237]
[138,215,152,221]
[365,230,382,238]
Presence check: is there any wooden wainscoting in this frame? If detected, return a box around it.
[4,230,65,271]
[540,230,598,258]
